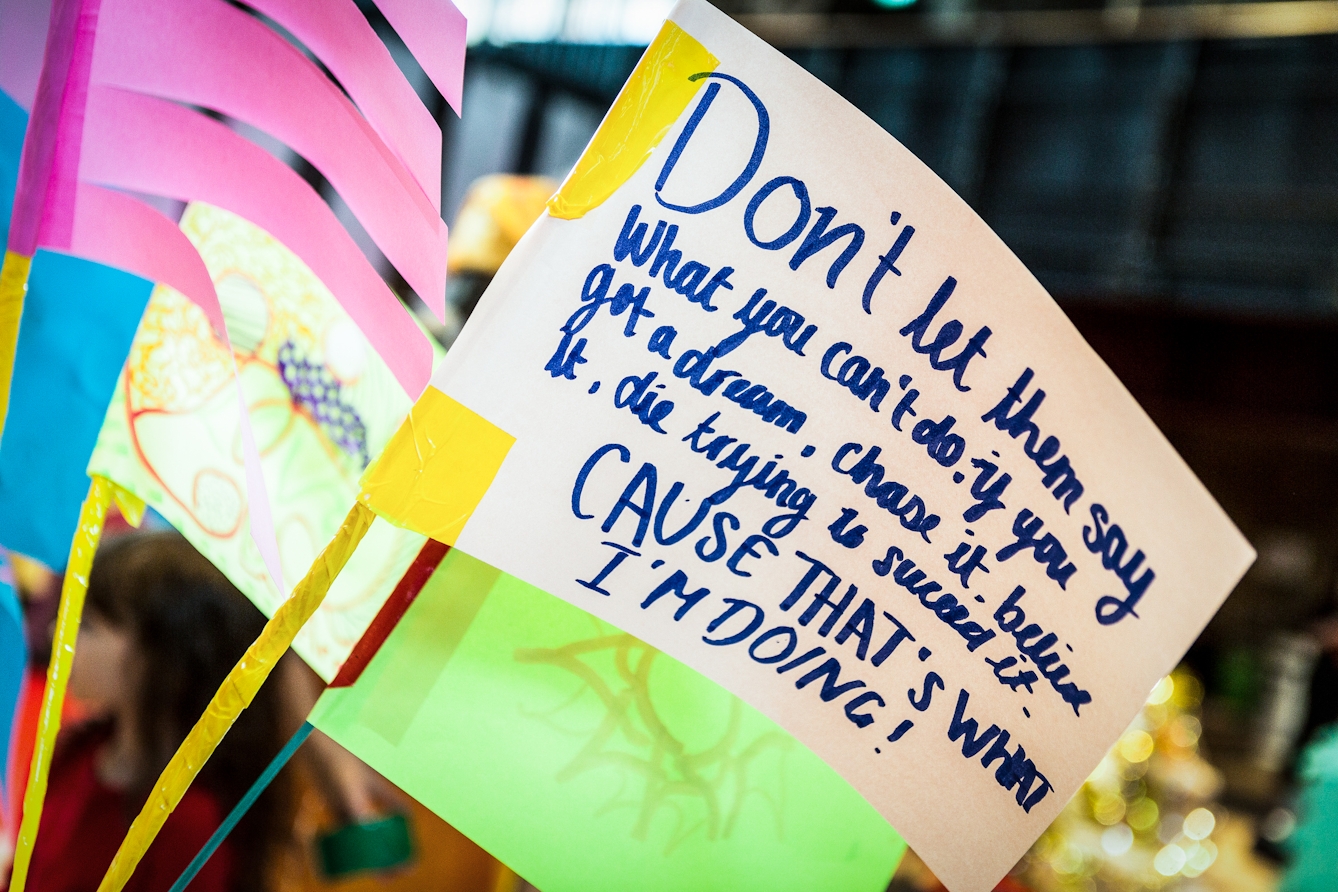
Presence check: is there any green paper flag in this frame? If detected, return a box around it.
[312,548,905,892]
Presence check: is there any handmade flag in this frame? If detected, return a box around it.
[0,71,149,886]
[0,0,466,588]
[312,547,907,892]
[89,202,428,679]
[0,252,152,568]
[339,4,1254,890]
[1,0,463,407]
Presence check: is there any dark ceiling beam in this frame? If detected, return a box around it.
[734,0,1338,47]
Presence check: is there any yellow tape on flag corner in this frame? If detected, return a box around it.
[96,500,375,892]
[546,21,718,220]
[358,387,515,545]
[9,475,114,892]
[0,250,32,438]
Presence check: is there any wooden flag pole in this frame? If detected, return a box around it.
[96,501,374,892]
[164,536,452,890]
[9,475,117,892]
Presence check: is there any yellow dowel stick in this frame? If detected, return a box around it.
[97,501,375,892]
[0,250,32,440]
[9,475,114,892]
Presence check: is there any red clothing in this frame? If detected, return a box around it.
[25,725,235,892]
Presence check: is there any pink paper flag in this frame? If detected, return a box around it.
[244,0,443,206]
[93,0,449,317]
[79,85,433,397]
[377,0,467,115]
[3,0,288,593]
[70,182,224,334]
[7,0,98,256]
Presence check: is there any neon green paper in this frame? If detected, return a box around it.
[87,202,429,679]
[312,549,905,892]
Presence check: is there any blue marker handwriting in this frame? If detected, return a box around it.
[993,586,1093,715]
[948,689,1054,812]
[671,344,808,433]
[871,544,996,652]
[982,369,1085,513]
[1083,504,1157,625]
[832,442,942,542]
[995,508,1078,589]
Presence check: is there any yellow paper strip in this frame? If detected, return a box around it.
[358,387,515,545]
[546,21,718,220]
[0,250,32,439]
[96,501,375,892]
[9,475,114,892]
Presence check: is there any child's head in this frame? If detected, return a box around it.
[72,530,291,888]
[77,531,272,767]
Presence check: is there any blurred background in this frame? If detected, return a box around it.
[15,0,1338,888]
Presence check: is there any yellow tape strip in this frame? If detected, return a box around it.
[358,387,515,546]
[546,21,718,220]
[9,475,114,892]
[109,482,146,529]
[96,501,375,892]
[0,250,32,440]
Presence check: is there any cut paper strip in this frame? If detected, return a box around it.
[71,183,222,334]
[547,20,717,221]
[376,0,467,116]
[234,370,287,593]
[80,85,432,396]
[0,0,51,111]
[9,476,112,892]
[92,0,449,309]
[358,388,515,546]
[242,0,442,206]
[0,249,151,570]
[312,551,905,892]
[96,501,375,892]
[6,0,98,257]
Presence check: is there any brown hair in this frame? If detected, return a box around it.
[86,530,291,891]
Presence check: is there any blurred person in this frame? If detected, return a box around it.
[444,174,557,332]
[1300,613,1338,752]
[21,531,293,892]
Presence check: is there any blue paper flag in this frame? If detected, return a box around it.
[0,90,154,568]
[0,90,22,235]
[0,253,154,568]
